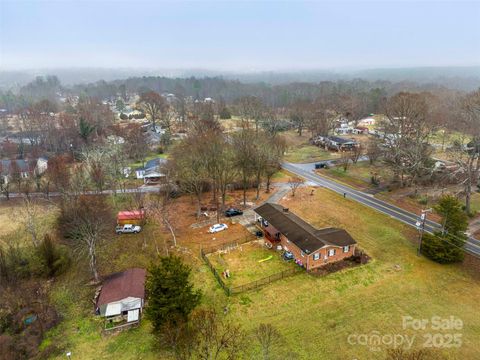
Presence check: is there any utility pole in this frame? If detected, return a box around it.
[417,209,432,256]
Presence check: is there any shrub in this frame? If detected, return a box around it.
[418,196,428,205]
[36,234,70,278]
[219,107,231,119]
[0,244,32,284]
[421,233,464,264]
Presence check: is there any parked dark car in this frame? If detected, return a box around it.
[283,251,294,261]
[225,208,243,217]
[315,162,329,169]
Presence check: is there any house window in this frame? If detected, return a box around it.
[328,249,336,257]
[300,251,305,257]
[343,246,350,253]
[313,253,320,261]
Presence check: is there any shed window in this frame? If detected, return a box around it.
[313,253,320,261]
[343,246,350,253]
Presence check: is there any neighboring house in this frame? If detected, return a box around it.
[117,210,146,225]
[311,136,358,151]
[327,136,358,151]
[135,157,167,184]
[353,126,369,134]
[334,126,354,135]
[95,268,146,329]
[0,157,48,184]
[358,117,376,126]
[254,203,357,271]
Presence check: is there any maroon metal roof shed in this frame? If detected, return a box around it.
[96,268,146,307]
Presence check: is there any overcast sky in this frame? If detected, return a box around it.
[1,0,479,71]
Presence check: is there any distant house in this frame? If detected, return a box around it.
[0,157,48,184]
[95,268,146,330]
[353,126,369,134]
[358,117,376,126]
[135,157,167,184]
[254,203,357,271]
[334,126,354,135]
[117,210,146,225]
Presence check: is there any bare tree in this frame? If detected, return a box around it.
[449,90,480,213]
[137,91,167,131]
[338,150,352,172]
[350,144,363,164]
[288,177,304,197]
[157,317,196,360]
[307,98,337,137]
[0,162,10,199]
[232,129,256,205]
[59,196,112,282]
[367,139,382,165]
[14,197,43,247]
[290,100,310,136]
[192,307,245,360]
[237,96,264,133]
[254,323,281,360]
[380,92,434,189]
[264,136,286,193]
[170,139,209,218]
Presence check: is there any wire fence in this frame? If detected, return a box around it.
[200,238,302,296]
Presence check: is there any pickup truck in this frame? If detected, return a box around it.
[115,224,142,234]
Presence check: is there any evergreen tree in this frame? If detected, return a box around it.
[422,195,467,263]
[434,195,468,235]
[219,106,231,119]
[145,256,202,333]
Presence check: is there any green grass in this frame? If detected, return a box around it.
[324,161,392,189]
[44,188,480,359]
[284,144,338,163]
[207,241,296,287]
[466,192,480,214]
[221,188,480,359]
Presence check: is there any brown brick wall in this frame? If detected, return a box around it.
[280,234,355,271]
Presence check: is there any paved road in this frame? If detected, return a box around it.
[282,162,480,256]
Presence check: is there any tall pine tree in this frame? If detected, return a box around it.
[145,255,201,333]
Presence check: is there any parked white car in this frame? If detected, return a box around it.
[116,224,142,234]
[208,223,228,233]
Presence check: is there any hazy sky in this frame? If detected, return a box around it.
[1,0,479,71]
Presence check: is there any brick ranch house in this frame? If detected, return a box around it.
[254,203,357,271]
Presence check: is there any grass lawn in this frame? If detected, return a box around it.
[43,185,480,359]
[282,130,339,163]
[0,198,58,247]
[284,144,337,163]
[468,192,480,214]
[323,161,392,190]
[207,240,296,287]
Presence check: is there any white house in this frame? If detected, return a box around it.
[135,158,167,183]
[358,117,376,126]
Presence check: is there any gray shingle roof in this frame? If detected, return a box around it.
[254,203,356,253]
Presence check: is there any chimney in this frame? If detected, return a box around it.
[283,208,289,213]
